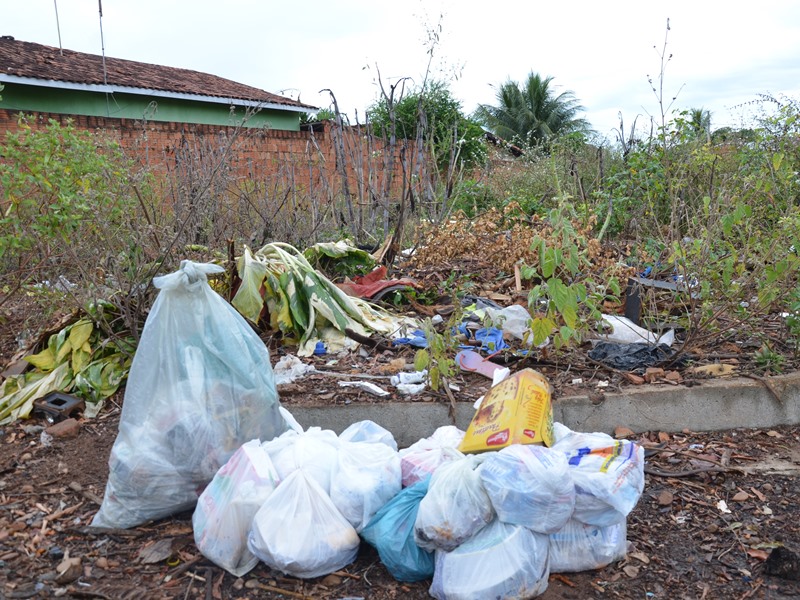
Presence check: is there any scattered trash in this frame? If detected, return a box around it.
[588,341,674,371]
[459,369,554,453]
[390,370,428,386]
[33,392,85,424]
[335,265,419,301]
[455,350,508,380]
[392,329,429,348]
[337,381,390,397]
[596,315,674,346]
[716,500,732,514]
[92,261,288,529]
[429,518,550,600]
[396,383,427,395]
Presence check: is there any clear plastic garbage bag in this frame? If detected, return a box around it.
[552,423,644,527]
[414,455,494,552]
[92,261,287,528]
[479,443,575,534]
[399,426,465,487]
[549,518,628,573]
[360,477,434,582]
[192,440,279,576]
[263,426,341,494]
[429,518,550,600]
[339,420,398,451]
[247,469,360,579]
[330,440,401,532]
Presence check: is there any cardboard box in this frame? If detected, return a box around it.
[459,368,554,453]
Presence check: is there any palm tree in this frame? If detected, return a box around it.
[687,107,712,142]
[476,72,591,148]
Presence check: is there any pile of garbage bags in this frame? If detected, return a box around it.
[192,420,644,600]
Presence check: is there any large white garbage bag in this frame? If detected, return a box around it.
[92,261,287,528]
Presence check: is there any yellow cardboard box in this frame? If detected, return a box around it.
[459,368,554,453]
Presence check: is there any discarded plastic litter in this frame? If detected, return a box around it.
[338,380,390,397]
[390,370,427,386]
[273,354,316,385]
[597,314,674,346]
[92,261,288,529]
[588,341,674,371]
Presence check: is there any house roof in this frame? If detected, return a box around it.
[0,36,315,111]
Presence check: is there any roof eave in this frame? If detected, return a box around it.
[0,74,316,113]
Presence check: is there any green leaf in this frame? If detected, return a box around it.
[25,347,56,371]
[68,319,94,351]
[562,303,578,329]
[414,349,430,371]
[548,278,570,313]
[541,247,556,279]
[531,316,555,347]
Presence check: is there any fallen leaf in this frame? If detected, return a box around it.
[766,430,783,438]
[762,505,773,515]
[732,491,750,502]
[750,487,767,502]
[138,538,174,564]
[321,574,342,586]
[629,551,651,564]
[657,431,671,443]
[623,565,640,578]
[748,548,771,561]
[657,491,674,506]
[691,363,736,376]
[614,426,635,438]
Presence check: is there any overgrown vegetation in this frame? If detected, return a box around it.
[2,22,800,393]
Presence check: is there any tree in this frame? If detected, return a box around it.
[368,80,486,170]
[476,72,591,148]
[686,107,712,141]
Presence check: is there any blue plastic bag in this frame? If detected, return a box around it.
[360,478,434,582]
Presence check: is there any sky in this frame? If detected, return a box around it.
[4,0,800,142]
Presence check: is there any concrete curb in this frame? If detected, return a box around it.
[289,372,800,449]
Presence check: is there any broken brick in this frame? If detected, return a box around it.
[45,418,81,438]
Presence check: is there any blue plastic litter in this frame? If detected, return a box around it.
[313,341,327,355]
[392,329,429,348]
[474,327,509,352]
[360,478,434,582]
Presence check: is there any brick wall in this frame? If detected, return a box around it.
[0,109,414,201]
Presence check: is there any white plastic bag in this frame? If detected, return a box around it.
[192,440,279,576]
[479,444,575,534]
[247,470,360,579]
[93,261,288,528]
[596,314,674,346]
[263,427,341,494]
[549,518,628,573]
[552,423,645,526]
[339,420,398,451]
[414,455,494,552]
[399,425,465,487]
[329,440,401,532]
[429,519,550,600]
